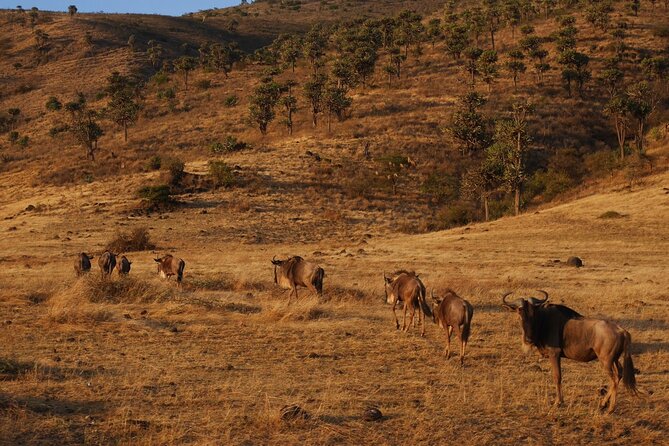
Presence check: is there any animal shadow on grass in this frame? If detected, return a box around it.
[0,392,106,417]
[0,358,103,382]
[631,342,669,355]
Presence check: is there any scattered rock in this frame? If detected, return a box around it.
[362,406,384,422]
[280,405,310,422]
[566,256,583,267]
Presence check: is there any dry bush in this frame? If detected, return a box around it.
[105,227,156,253]
[260,296,330,322]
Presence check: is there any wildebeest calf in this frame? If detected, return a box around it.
[431,289,474,365]
[271,256,324,303]
[74,252,94,276]
[384,271,432,337]
[154,254,186,286]
[98,251,117,278]
[116,255,132,276]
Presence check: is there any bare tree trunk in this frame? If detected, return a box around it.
[483,195,489,221]
[514,188,520,216]
[124,123,128,142]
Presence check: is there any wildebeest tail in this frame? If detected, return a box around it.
[177,259,186,283]
[622,330,638,396]
[312,267,325,295]
[461,302,471,343]
[418,286,432,318]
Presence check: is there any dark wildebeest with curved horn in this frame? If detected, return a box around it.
[74,252,94,276]
[502,290,638,414]
[431,289,474,365]
[98,251,117,278]
[154,254,186,287]
[271,256,324,303]
[116,255,132,276]
[384,271,432,337]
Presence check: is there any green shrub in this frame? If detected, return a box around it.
[138,184,172,208]
[421,171,459,204]
[45,96,62,111]
[224,95,239,107]
[164,158,185,185]
[208,160,236,188]
[8,131,19,143]
[105,226,156,252]
[435,202,476,229]
[157,87,176,100]
[584,150,618,177]
[210,135,247,153]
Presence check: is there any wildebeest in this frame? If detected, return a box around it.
[431,289,474,365]
[502,291,638,413]
[98,251,117,278]
[74,252,94,276]
[384,271,432,336]
[116,255,132,276]
[154,254,186,286]
[271,256,324,303]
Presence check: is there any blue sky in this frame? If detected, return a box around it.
[0,1,242,16]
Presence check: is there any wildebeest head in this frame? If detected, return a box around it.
[502,290,549,351]
[430,289,442,323]
[383,272,395,304]
[271,256,283,284]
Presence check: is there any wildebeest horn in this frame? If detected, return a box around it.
[431,288,435,300]
[154,258,160,262]
[534,290,549,305]
[502,291,524,309]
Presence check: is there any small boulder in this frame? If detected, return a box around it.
[363,406,383,422]
[567,256,583,267]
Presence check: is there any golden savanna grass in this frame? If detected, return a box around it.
[1,2,669,445]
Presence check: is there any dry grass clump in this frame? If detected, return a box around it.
[105,227,156,253]
[47,276,175,323]
[599,210,626,219]
[261,296,330,322]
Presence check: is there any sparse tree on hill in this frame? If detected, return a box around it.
[352,44,378,88]
[147,40,164,70]
[585,1,613,32]
[127,34,136,52]
[426,18,442,49]
[68,5,77,17]
[65,95,103,161]
[331,56,357,90]
[444,22,470,59]
[173,56,198,90]
[462,157,502,221]
[478,49,499,92]
[462,7,486,45]
[278,90,298,136]
[464,47,483,87]
[505,49,526,89]
[448,92,491,157]
[600,58,624,98]
[323,82,352,133]
[33,29,49,63]
[604,94,631,160]
[503,0,522,37]
[249,77,282,135]
[627,0,640,16]
[383,63,398,87]
[303,73,326,127]
[389,47,406,79]
[559,50,591,97]
[483,0,500,50]
[28,6,38,28]
[104,72,142,142]
[303,24,327,73]
[487,101,534,216]
[626,82,655,154]
[279,34,302,72]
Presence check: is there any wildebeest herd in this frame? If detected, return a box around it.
[72,252,639,414]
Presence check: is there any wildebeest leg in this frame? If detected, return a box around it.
[599,358,619,414]
[406,305,416,333]
[549,353,563,406]
[459,325,466,365]
[392,300,399,330]
[420,308,425,337]
[445,326,453,359]
[402,303,408,331]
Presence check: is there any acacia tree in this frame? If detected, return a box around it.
[279,34,302,72]
[173,56,198,90]
[426,18,442,48]
[105,72,142,142]
[68,5,77,17]
[444,22,470,59]
[303,24,327,73]
[487,101,534,216]
[147,40,164,70]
